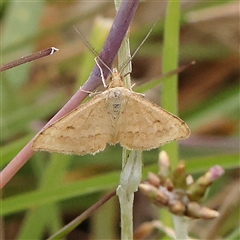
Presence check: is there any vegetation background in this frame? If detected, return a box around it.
[1,1,239,239]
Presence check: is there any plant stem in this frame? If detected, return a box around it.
[116,150,142,240]
[114,1,142,239]
[172,215,189,240]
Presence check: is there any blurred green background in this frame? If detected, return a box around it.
[1,1,239,239]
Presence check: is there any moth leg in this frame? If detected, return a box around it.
[80,87,102,97]
[129,83,136,91]
[94,57,107,88]
[79,87,93,95]
[136,92,145,97]
[128,82,144,96]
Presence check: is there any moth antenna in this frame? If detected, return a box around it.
[119,22,157,75]
[73,26,113,77]
[73,26,99,58]
[123,71,131,78]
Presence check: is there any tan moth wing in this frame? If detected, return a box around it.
[32,93,112,155]
[115,89,190,150]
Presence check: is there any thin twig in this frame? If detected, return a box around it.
[0,47,58,72]
[47,190,116,240]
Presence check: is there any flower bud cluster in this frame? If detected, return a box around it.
[139,151,224,219]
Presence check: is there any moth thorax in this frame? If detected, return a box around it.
[109,89,122,103]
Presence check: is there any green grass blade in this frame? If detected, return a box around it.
[185,85,239,131]
[161,1,180,167]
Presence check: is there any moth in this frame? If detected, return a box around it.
[32,68,190,155]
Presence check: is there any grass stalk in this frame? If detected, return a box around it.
[161,1,189,238]
[161,0,180,167]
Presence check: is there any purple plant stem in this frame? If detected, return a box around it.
[0,0,140,189]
